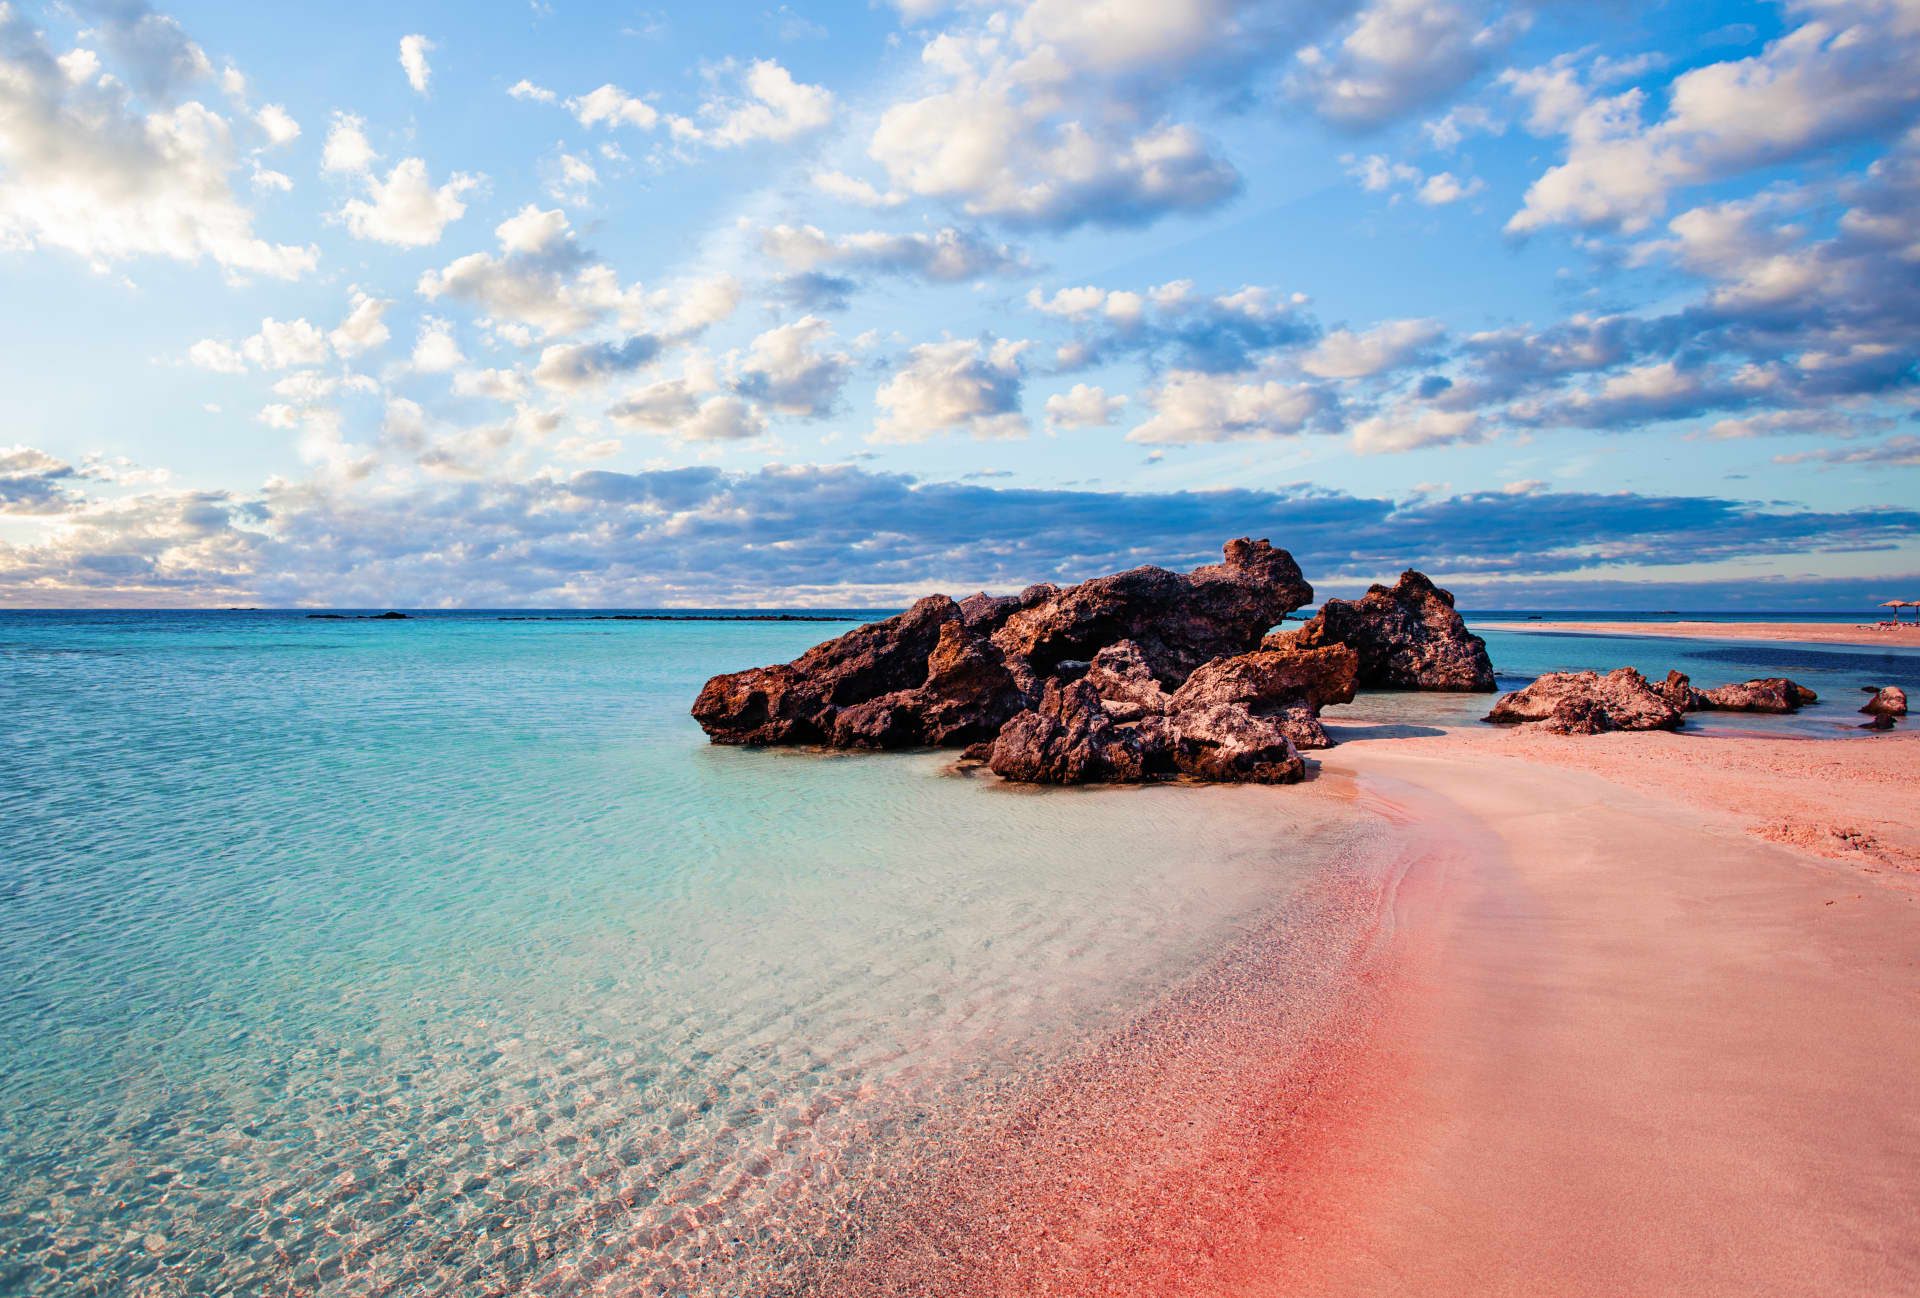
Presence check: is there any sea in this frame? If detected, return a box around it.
[3,608,1915,1295]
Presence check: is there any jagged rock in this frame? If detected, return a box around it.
[1167,644,1358,750]
[1695,677,1817,713]
[1484,668,1683,735]
[692,594,979,746]
[1657,670,1706,712]
[1280,570,1494,692]
[990,538,1313,686]
[692,539,1316,759]
[987,679,1156,784]
[1149,704,1306,784]
[1861,685,1908,717]
[1085,640,1172,722]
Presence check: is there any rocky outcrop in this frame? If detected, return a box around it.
[990,538,1313,686]
[1861,685,1908,717]
[1280,570,1495,692]
[1165,642,1357,751]
[692,540,1321,783]
[1657,670,1705,712]
[1695,677,1817,713]
[1484,668,1684,735]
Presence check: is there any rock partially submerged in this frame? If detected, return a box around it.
[1861,685,1908,717]
[1484,668,1683,735]
[693,539,1328,783]
[1696,677,1818,713]
[1278,570,1495,692]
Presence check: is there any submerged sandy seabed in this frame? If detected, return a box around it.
[1481,618,1920,650]
[799,722,1920,1296]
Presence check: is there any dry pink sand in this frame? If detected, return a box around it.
[1284,726,1920,1296]
[1484,618,1920,649]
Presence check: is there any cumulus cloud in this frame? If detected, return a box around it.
[1507,3,1920,234]
[532,336,662,392]
[1044,383,1127,431]
[1290,0,1527,128]
[1301,318,1445,378]
[418,205,648,339]
[731,316,851,417]
[567,84,660,130]
[399,34,434,95]
[0,6,316,278]
[812,170,908,208]
[321,112,377,173]
[412,318,465,372]
[507,79,557,104]
[762,223,1028,283]
[672,59,834,146]
[241,317,330,369]
[1350,404,1487,454]
[328,289,393,358]
[1032,280,1317,373]
[253,103,300,147]
[873,338,1029,443]
[1126,370,1335,444]
[339,158,481,247]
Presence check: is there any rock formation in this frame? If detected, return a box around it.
[1694,677,1817,713]
[693,539,1332,783]
[1861,685,1908,717]
[1484,668,1684,735]
[1278,570,1495,692]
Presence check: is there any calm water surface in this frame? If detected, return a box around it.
[2,610,1912,1295]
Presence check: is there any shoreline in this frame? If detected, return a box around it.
[1477,618,1920,650]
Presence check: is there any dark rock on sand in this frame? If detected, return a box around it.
[1861,685,1908,717]
[1166,642,1358,751]
[692,540,1316,768]
[1279,570,1495,692]
[1695,677,1817,713]
[1484,668,1684,735]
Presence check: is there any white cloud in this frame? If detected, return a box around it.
[812,170,908,208]
[1416,171,1484,204]
[243,318,330,369]
[412,318,466,372]
[340,159,481,247]
[733,316,850,417]
[1508,4,1920,233]
[673,59,834,146]
[328,290,392,358]
[1302,318,1446,378]
[399,35,435,95]
[1126,371,1332,444]
[680,395,768,442]
[419,206,655,339]
[568,84,660,130]
[762,223,1027,282]
[188,339,247,373]
[544,152,599,204]
[254,103,300,147]
[0,9,316,279]
[508,79,557,103]
[1290,0,1526,128]
[1045,383,1127,430]
[1351,405,1487,454]
[873,338,1029,443]
[321,112,377,174]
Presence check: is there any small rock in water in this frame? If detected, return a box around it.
[1484,668,1683,735]
[1861,685,1907,717]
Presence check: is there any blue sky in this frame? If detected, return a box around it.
[1,0,1917,607]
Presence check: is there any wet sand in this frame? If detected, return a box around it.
[1287,725,1920,1296]
[1482,619,1920,650]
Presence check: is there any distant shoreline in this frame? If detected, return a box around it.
[1476,618,1920,650]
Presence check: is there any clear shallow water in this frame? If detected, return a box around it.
[0,611,1376,1296]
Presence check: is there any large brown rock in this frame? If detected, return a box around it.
[1281,570,1494,692]
[1148,704,1306,784]
[991,538,1312,686]
[1484,668,1683,735]
[1694,677,1817,713]
[986,678,1156,784]
[692,539,1316,756]
[1167,643,1358,750]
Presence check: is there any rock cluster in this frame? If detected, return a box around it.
[1491,668,1820,735]
[1861,685,1908,718]
[694,539,1447,784]
[1484,668,1685,735]
[1277,569,1495,692]
[693,539,1345,782]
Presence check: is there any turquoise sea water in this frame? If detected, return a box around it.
[2,610,1914,1295]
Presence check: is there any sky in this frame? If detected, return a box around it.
[1,0,1917,608]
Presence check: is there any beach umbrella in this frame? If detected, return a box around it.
[1881,599,1912,622]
